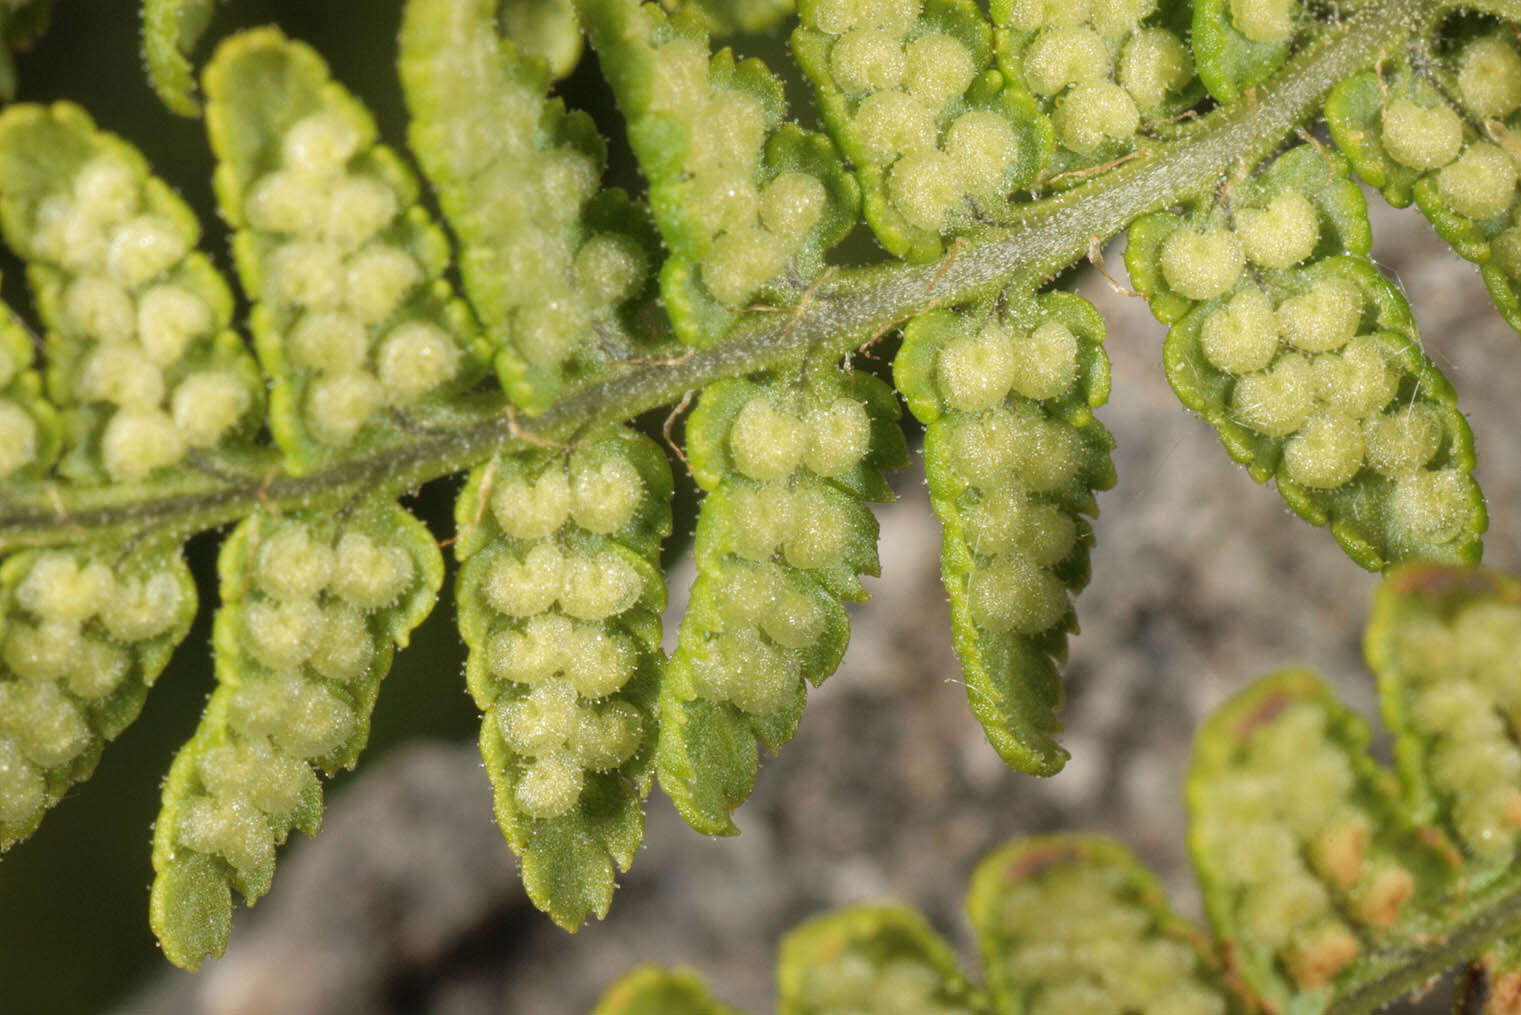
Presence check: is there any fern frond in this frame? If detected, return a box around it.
[793,0,1049,259]
[1189,669,1450,1002]
[778,906,989,1014]
[581,0,859,344]
[141,0,222,116]
[1187,565,1521,1008]
[1,0,1518,983]
[0,101,264,483]
[1366,568,1521,864]
[658,367,906,834]
[202,28,489,468]
[600,562,1521,1014]
[594,964,745,1014]
[896,290,1113,775]
[992,0,1202,177]
[1325,26,1521,334]
[149,501,442,969]
[0,539,195,848]
[967,837,1241,1015]
[1126,142,1484,569]
[598,835,1240,1015]
[454,427,673,928]
[400,0,660,414]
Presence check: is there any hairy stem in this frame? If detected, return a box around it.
[0,0,1460,552]
[1332,875,1521,1015]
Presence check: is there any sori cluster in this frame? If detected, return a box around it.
[0,0,1511,988]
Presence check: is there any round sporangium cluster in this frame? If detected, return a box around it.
[1196,697,1417,991]
[473,446,653,820]
[804,0,1027,231]
[728,391,872,481]
[244,110,471,445]
[1227,0,1297,44]
[933,318,1086,638]
[0,548,189,835]
[991,857,1229,1015]
[167,515,419,892]
[26,140,257,481]
[1002,0,1193,156]
[1389,601,1521,860]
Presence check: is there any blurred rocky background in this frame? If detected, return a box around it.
[1,2,1519,1014]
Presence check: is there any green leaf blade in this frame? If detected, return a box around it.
[149,500,443,968]
[0,101,265,485]
[1188,669,1454,1009]
[203,27,489,470]
[0,539,196,850]
[779,905,989,1015]
[897,291,1114,776]
[454,427,674,928]
[967,836,1241,1015]
[582,0,860,341]
[658,368,905,834]
[1128,143,1484,571]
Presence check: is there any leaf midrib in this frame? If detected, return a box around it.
[0,0,1463,551]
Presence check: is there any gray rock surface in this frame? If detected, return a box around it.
[124,198,1521,1014]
